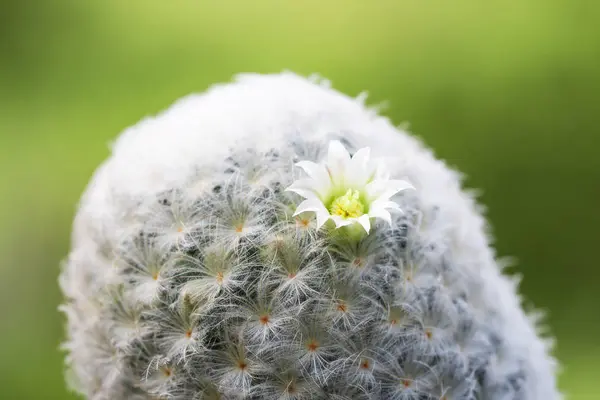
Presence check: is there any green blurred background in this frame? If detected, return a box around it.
[1,1,598,399]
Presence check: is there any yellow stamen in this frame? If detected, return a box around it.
[329,189,365,219]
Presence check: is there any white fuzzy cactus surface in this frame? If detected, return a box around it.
[60,72,560,400]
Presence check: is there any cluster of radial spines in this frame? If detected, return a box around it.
[62,142,534,400]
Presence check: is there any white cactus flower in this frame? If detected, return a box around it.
[286,140,414,233]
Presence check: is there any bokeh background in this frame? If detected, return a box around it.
[1,1,598,399]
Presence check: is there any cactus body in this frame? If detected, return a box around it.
[60,73,560,399]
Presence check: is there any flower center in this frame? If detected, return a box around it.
[329,189,365,219]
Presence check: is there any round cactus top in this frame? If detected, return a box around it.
[61,72,559,400]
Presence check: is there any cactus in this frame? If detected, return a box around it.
[60,72,560,399]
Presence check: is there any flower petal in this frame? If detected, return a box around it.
[367,206,392,226]
[330,215,354,228]
[326,140,351,186]
[351,147,370,168]
[295,161,331,194]
[295,161,322,178]
[347,147,375,187]
[292,199,330,229]
[315,210,331,230]
[328,140,351,163]
[357,214,371,233]
[293,198,328,216]
[286,179,322,199]
[364,180,386,199]
[388,179,415,193]
[366,179,414,200]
